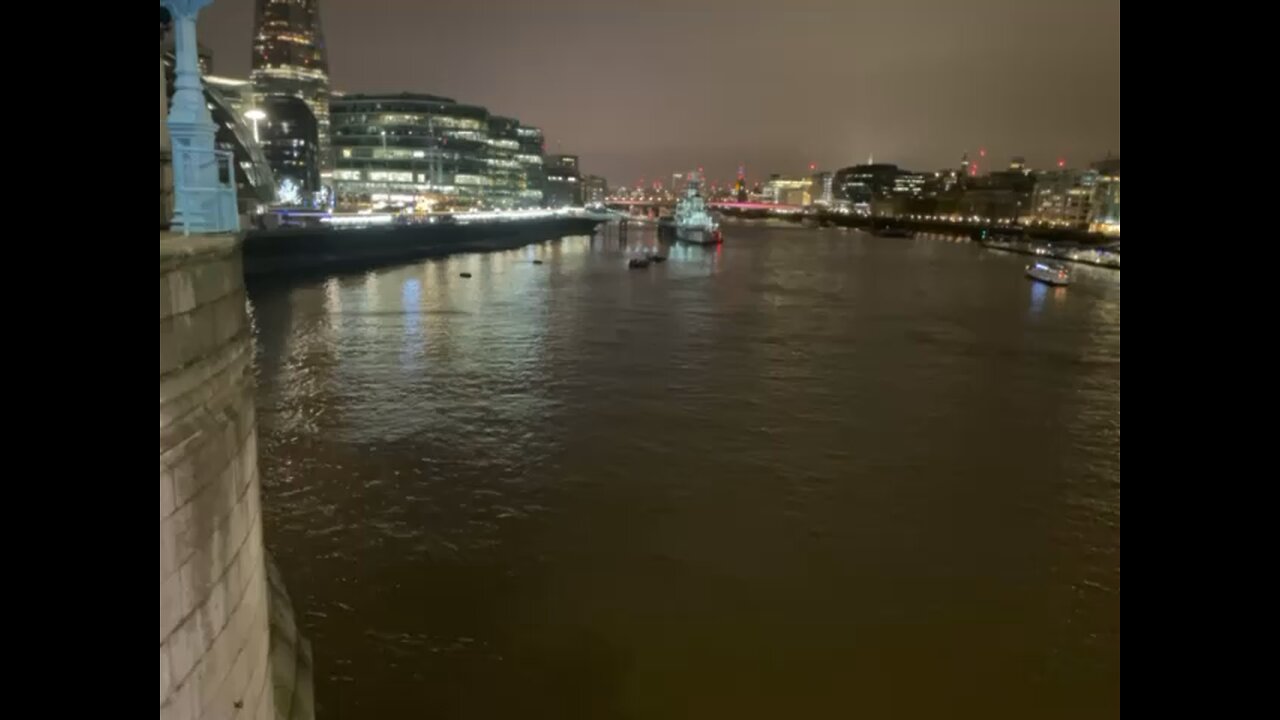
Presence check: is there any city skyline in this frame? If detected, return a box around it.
[200,0,1119,186]
[163,5,1120,716]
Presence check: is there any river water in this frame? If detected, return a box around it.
[247,223,1120,718]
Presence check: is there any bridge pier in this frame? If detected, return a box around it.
[161,233,274,720]
[160,231,317,720]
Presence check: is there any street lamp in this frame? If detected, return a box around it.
[244,108,266,143]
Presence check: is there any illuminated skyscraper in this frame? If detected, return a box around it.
[251,0,331,173]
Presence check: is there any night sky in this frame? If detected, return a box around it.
[200,0,1120,187]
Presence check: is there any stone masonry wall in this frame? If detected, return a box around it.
[161,233,274,720]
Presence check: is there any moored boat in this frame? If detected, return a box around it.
[672,173,721,245]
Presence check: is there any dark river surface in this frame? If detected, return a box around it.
[247,223,1120,719]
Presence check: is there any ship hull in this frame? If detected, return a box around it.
[675,226,721,244]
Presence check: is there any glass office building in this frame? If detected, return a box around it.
[330,93,547,212]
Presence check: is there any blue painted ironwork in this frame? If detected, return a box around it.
[172,147,240,234]
[163,0,240,234]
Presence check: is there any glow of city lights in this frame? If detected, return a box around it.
[323,214,395,226]
[244,108,266,143]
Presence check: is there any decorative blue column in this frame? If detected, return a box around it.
[163,0,239,234]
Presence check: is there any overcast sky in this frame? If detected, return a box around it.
[200,0,1121,187]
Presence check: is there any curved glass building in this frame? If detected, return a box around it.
[330,94,547,212]
[259,95,320,205]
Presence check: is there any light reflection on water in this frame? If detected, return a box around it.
[247,225,1120,719]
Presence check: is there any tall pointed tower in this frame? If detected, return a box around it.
[251,0,331,173]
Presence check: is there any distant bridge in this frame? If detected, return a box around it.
[709,201,805,213]
[604,199,806,213]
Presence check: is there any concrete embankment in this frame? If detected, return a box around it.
[161,233,315,720]
[980,242,1120,269]
[715,207,1118,245]
[243,216,603,278]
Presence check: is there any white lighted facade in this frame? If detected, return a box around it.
[1030,169,1098,229]
[764,177,812,205]
[1088,174,1120,235]
[810,172,833,205]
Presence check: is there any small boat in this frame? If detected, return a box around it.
[459,272,473,278]
[1026,262,1070,286]
[628,257,651,269]
[647,252,667,263]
